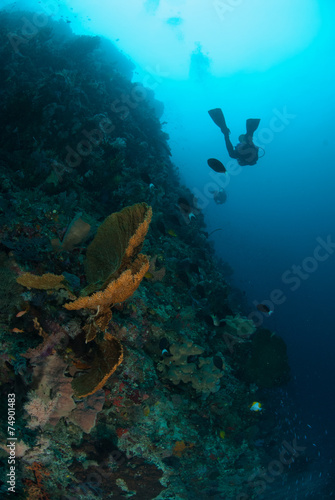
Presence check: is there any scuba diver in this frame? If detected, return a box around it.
[208,108,263,167]
[209,188,227,205]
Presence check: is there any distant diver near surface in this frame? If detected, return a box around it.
[208,108,264,167]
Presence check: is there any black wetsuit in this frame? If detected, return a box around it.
[223,134,259,166]
[208,109,261,167]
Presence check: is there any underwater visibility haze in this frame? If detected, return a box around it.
[0,0,334,498]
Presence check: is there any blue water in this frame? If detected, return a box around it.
[2,0,335,497]
[161,4,335,492]
[141,2,335,466]
[163,4,335,494]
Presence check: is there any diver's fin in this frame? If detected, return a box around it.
[207,158,226,173]
[246,118,260,137]
[208,108,230,135]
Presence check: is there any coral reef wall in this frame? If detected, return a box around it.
[0,11,290,500]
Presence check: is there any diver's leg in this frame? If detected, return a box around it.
[209,109,231,135]
[223,133,238,159]
[246,118,260,141]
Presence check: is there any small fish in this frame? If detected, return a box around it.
[213,355,224,370]
[219,430,225,439]
[167,229,177,237]
[210,314,224,327]
[256,304,274,315]
[159,338,170,357]
[249,402,262,412]
[16,310,27,317]
[11,328,24,333]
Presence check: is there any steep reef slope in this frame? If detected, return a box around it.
[0,11,290,500]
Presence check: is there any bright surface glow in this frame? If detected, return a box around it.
[65,0,320,78]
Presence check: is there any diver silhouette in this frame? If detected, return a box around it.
[208,108,263,167]
[209,188,227,205]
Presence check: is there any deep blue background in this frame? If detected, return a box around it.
[160,0,335,469]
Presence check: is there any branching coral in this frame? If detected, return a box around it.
[64,202,152,342]
[51,215,91,252]
[23,348,107,421]
[16,203,152,343]
[23,352,76,428]
[84,201,152,291]
[72,332,123,398]
[64,253,149,342]
[16,203,152,397]
[24,397,59,429]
